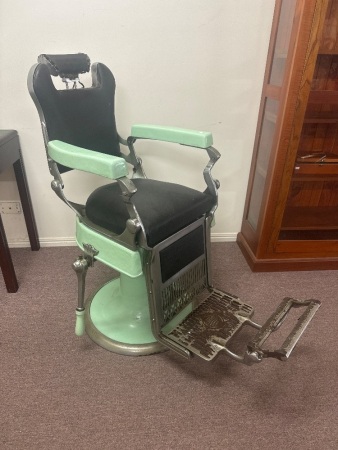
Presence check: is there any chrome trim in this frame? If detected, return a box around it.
[203,146,220,221]
[72,256,89,311]
[126,136,147,179]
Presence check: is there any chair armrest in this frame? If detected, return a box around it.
[130,124,213,149]
[48,140,128,179]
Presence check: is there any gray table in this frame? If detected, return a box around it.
[0,130,39,292]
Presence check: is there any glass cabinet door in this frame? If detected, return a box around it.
[280,0,338,241]
[246,0,297,230]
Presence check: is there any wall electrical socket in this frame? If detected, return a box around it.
[0,201,22,214]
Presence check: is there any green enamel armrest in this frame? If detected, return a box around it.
[48,140,128,179]
[130,124,213,149]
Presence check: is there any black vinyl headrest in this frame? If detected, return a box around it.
[37,53,90,79]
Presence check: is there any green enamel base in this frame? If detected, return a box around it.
[85,273,164,355]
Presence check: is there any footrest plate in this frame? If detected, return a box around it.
[165,289,254,361]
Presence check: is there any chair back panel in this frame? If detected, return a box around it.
[31,61,120,173]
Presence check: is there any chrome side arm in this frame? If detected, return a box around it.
[116,176,147,249]
[118,134,147,179]
[49,159,85,217]
[203,145,221,204]
[126,124,220,202]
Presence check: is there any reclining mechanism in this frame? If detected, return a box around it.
[28,53,321,365]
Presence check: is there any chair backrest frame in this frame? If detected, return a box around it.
[28,55,121,174]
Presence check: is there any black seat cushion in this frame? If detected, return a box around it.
[85,178,215,247]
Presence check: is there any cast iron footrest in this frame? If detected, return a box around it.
[165,290,320,364]
[167,289,254,361]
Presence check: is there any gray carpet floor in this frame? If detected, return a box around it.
[1,243,337,449]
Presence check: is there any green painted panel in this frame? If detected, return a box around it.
[75,218,143,278]
[89,277,156,344]
[48,140,128,179]
[131,124,213,148]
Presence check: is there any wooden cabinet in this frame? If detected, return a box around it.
[237,0,338,271]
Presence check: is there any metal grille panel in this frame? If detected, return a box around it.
[161,259,207,325]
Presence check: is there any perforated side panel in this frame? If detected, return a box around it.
[161,259,207,325]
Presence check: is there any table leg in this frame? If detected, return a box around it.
[13,159,40,251]
[0,213,19,292]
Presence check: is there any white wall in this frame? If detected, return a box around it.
[0,0,275,247]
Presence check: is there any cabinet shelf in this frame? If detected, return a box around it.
[304,111,338,123]
[296,152,338,162]
[294,152,338,175]
[281,206,338,231]
[304,118,338,123]
[294,165,338,175]
[308,90,338,104]
[318,51,338,55]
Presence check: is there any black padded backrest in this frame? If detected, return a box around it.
[30,59,120,173]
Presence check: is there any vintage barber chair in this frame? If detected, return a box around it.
[28,53,320,364]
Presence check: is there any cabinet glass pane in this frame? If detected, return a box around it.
[269,0,297,86]
[247,98,279,230]
[279,10,338,242]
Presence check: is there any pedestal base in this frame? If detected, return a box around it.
[85,274,164,355]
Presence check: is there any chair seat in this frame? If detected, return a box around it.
[85,178,215,247]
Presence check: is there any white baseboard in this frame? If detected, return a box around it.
[8,232,237,248]
[211,233,237,242]
[39,237,78,247]
[8,237,77,248]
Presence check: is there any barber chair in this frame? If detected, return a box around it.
[28,53,320,365]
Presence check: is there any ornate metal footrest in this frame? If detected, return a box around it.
[166,289,254,361]
[165,289,321,365]
[247,297,321,361]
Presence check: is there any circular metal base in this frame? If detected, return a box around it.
[84,279,165,356]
